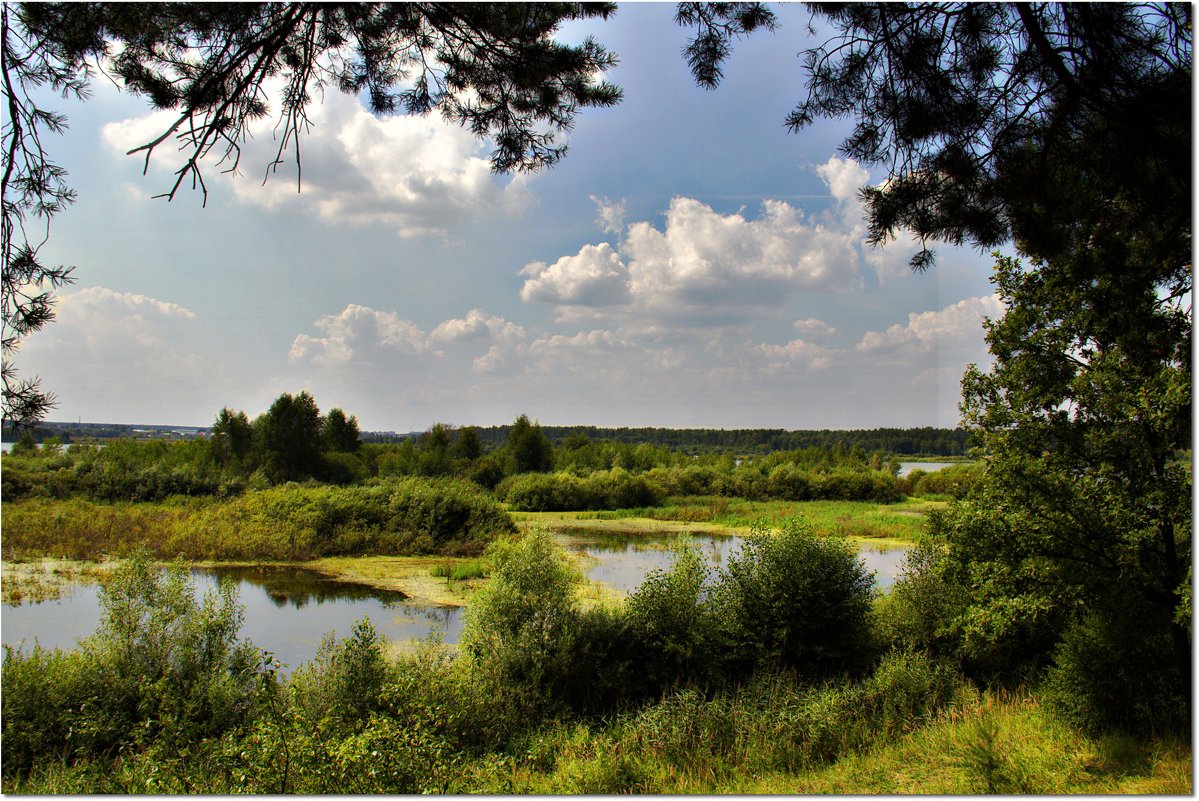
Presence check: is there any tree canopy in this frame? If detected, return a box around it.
[678,2,1191,269]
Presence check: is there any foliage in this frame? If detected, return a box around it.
[460,529,583,716]
[708,516,878,679]
[929,252,1191,714]
[681,4,1191,269]
[254,391,324,482]
[623,541,716,694]
[1,4,79,429]
[2,477,515,561]
[1,552,268,778]
[506,413,553,474]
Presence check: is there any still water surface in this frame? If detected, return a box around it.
[3,532,911,670]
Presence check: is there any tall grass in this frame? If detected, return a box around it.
[2,478,515,561]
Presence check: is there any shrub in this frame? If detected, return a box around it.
[624,542,716,695]
[708,516,877,680]
[289,619,393,729]
[1,553,269,778]
[460,530,583,715]
[1043,606,1190,735]
[497,472,594,511]
[914,463,982,498]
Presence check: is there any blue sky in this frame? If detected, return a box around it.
[19,4,1001,432]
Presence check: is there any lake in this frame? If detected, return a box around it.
[3,531,911,670]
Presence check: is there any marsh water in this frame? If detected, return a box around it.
[3,531,911,670]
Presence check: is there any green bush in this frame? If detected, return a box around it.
[1043,607,1190,735]
[624,542,716,695]
[914,463,982,498]
[708,517,877,680]
[460,530,584,715]
[1,553,268,779]
[498,472,594,511]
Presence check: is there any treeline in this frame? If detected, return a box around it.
[474,425,974,456]
[3,394,978,508]
[7,419,974,457]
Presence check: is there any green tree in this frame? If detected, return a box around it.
[254,391,324,482]
[211,407,254,466]
[3,2,622,427]
[507,414,553,474]
[931,252,1191,728]
[322,407,361,454]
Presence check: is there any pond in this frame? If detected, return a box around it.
[3,531,911,670]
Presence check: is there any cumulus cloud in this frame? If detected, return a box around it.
[101,87,532,237]
[857,294,1004,357]
[289,304,526,370]
[591,195,626,235]
[518,243,631,306]
[431,309,526,344]
[516,155,901,334]
[792,317,838,338]
[289,304,428,367]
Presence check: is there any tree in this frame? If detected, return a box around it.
[1,4,79,429]
[507,413,552,474]
[929,251,1191,729]
[211,407,254,466]
[254,391,324,482]
[679,2,1191,730]
[2,2,622,427]
[678,2,1191,269]
[323,407,361,453]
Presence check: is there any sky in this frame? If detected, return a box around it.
[18,4,1003,433]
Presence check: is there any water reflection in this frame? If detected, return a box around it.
[555,529,911,596]
[197,565,408,609]
[4,532,911,669]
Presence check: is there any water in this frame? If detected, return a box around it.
[560,529,909,595]
[896,460,963,477]
[3,533,910,669]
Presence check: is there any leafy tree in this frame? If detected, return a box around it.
[931,252,1191,723]
[254,391,324,482]
[211,407,254,466]
[2,2,622,427]
[450,425,483,462]
[507,414,553,474]
[322,407,361,454]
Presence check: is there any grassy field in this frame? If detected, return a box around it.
[514,496,942,542]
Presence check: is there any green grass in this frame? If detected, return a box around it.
[517,496,943,543]
[463,690,1191,795]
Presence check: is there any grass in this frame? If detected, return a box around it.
[740,695,1192,795]
[485,688,1191,795]
[1,559,118,605]
[514,496,943,543]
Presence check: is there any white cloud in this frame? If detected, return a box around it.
[519,178,869,333]
[792,317,837,338]
[431,309,526,344]
[289,304,429,367]
[518,243,631,306]
[101,87,533,237]
[591,195,626,235]
[15,286,230,424]
[815,156,870,206]
[857,294,1004,357]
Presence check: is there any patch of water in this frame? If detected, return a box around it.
[2,534,911,668]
